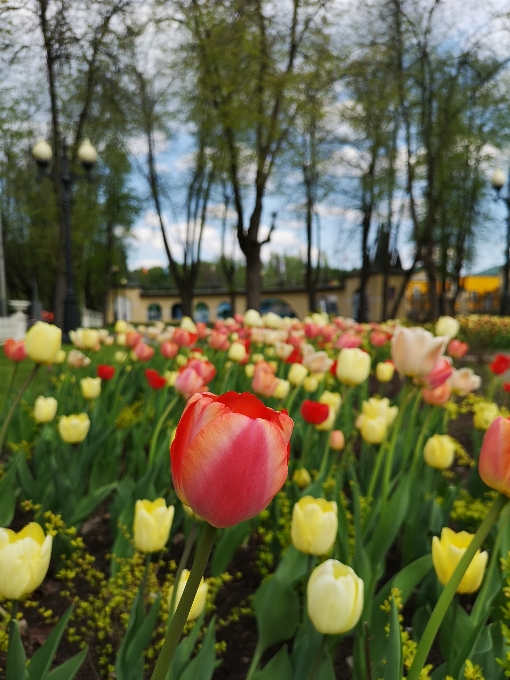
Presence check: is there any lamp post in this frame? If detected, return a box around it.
[491,168,510,316]
[32,137,97,340]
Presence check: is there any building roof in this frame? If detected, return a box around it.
[469,266,502,277]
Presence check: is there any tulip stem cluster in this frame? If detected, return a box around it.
[148,396,179,467]
[407,492,509,680]
[0,364,39,455]
[151,522,217,680]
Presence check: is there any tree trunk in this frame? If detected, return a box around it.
[181,287,193,318]
[245,244,262,311]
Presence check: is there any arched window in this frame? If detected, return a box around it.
[217,301,232,320]
[171,303,183,320]
[260,298,296,318]
[194,302,209,323]
[147,303,162,321]
[115,295,132,321]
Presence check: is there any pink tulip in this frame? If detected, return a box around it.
[210,330,230,351]
[160,341,179,359]
[134,342,155,362]
[421,357,453,390]
[369,331,389,348]
[188,358,216,384]
[175,366,207,399]
[422,383,452,406]
[126,331,142,348]
[336,333,363,349]
[479,417,510,496]
[252,361,278,398]
[448,339,469,359]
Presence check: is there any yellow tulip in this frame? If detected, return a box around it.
[315,406,336,431]
[376,361,395,382]
[81,328,100,350]
[244,363,255,378]
[291,496,338,555]
[58,413,90,444]
[307,559,364,634]
[274,379,290,400]
[180,316,198,333]
[435,316,460,339]
[115,319,128,333]
[423,435,455,470]
[319,390,342,413]
[336,348,371,386]
[114,351,128,363]
[176,354,188,367]
[288,363,309,386]
[133,499,174,553]
[357,415,387,444]
[228,342,247,363]
[0,523,52,600]
[165,370,178,387]
[54,349,66,364]
[432,528,488,594]
[34,396,58,424]
[303,376,319,393]
[292,468,312,489]
[80,377,101,400]
[251,353,264,364]
[244,309,262,327]
[25,321,62,365]
[360,397,398,425]
[168,569,208,621]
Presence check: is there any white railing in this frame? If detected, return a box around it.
[0,316,26,342]
[82,309,104,328]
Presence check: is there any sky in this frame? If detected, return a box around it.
[123,0,510,279]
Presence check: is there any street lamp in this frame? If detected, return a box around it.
[491,167,510,316]
[32,137,97,339]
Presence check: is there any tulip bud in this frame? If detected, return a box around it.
[133,499,174,553]
[479,416,510,496]
[80,377,101,400]
[244,309,262,327]
[251,353,264,364]
[176,354,188,367]
[0,523,53,600]
[58,413,90,444]
[228,341,247,363]
[34,396,58,424]
[319,390,342,413]
[336,348,371,386]
[165,370,178,387]
[168,569,208,621]
[81,328,100,350]
[25,321,62,365]
[307,559,364,634]
[376,361,395,383]
[54,349,66,364]
[357,416,387,444]
[330,430,345,451]
[245,363,255,378]
[292,468,312,489]
[180,316,198,334]
[114,351,128,363]
[435,316,460,339]
[182,502,204,522]
[274,379,290,400]
[423,434,455,470]
[432,528,488,594]
[115,320,128,333]
[303,376,319,393]
[288,363,309,386]
[116,333,127,346]
[291,496,338,555]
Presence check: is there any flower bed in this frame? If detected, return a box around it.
[0,313,509,680]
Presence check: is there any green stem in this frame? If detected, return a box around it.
[307,635,327,680]
[220,362,235,393]
[148,396,178,467]
[9,600,19,627]
[151,522,217,680]
[300,427,314,470]
[365,438,387,501]
[3,363,19,408]
[380,386,415,505]
[0,364,39,455]
[284,384,300,415]
[245,644,263,680]
[168,522,199,625]
[407,493,509,680]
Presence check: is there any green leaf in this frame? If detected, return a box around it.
[178,616,217,680]
[275,546,309,584]
[253,575,300,654]
[45,647,88,680]
[7,620,28,680]
[67,483,117,527]
[27,606,73,680]
[251,645,292,680]
[166,612,206,680]
[124,595,161,673]
[366,477,410,564]
[0,460,17,526]
[211,521,250,577]
[383,598,402,680]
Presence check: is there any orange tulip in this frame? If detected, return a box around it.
[479,416,510,496]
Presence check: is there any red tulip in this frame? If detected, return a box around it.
[134,342,155,362]
[171,391,293,527]
[448,339,469,359]
[489,354,510,375]
[369,331,389,347]
[160,341,179,359]
[479,416,510,496]
[300,400,330,425]
[285,347,302,364]
[3,338,27,362]
[97,364,115,381]
[504,382,510,393]
[304,323,321,339]
[145,368,167,390]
